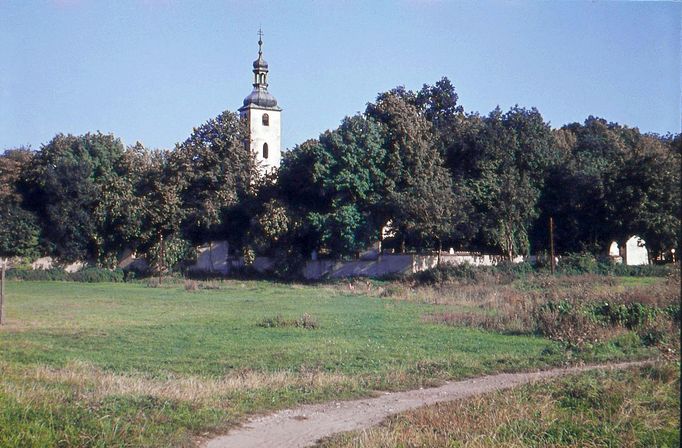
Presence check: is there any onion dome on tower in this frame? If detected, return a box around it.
[240,31,280,110]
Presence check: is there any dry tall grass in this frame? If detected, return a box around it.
[318,364,680,448]
[2,360,352,408]
[372,273,681,352]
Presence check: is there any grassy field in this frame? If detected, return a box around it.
[319,363,680,448]
[0,276,674,447]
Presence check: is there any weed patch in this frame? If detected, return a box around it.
[257,313,319,329]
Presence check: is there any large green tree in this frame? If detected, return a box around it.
[169,111,254,247]
[308,115,387,256]
[367,91,457,252]
[444,106,554,258]
[23,133,126,262]
[534,117,680,257]
[277,116,387,257]
[0,147,41,258]
[276,139,331,256]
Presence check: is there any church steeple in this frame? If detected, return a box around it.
[253,28,269,89]
[239,29,282,174]
[241,29,279,110]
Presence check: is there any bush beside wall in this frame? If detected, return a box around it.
[412,256,674,286]
[7,267,125,283]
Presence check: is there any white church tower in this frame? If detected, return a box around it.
[239,30,281,173]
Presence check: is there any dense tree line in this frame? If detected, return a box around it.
[1,79,679,269]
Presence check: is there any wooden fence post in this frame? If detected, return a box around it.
[549,216,556,274]
[0,260,6,325]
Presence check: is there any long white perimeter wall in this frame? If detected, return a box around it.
[191,242,510,279]
[302,254,515,280]
[189,240,650,280]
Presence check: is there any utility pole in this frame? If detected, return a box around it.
[0,259,6,325]
[549,216,556,274]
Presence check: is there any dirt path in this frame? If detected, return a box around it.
[203,360,651,448]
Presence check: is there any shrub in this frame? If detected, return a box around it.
[557,253,599,275]
[257,314,288,328]
[69,268,124,283]
[7,267,125,282]
[6,268,68,281]
[608,263,673,277]
[146,278,160,288]
[122,263,151,280]
[534,302,614,348]
[589,301,657,329]
[553,255,674,277]
[184,279,199,291]
[664,304,680,324]
[413,258,675,285]
[295,313,319,329]
[496,260,535,277]
[639,324,667,347]
[271,249,307,280]
[412,263,482,285]
[257,313,319,330]
[378,283,405,298]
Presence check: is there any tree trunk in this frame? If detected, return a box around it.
[506,232,514,261]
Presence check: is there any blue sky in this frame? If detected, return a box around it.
[1,0,679,151]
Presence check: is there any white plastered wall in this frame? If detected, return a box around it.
[245,107,281,173]
[624,236,649,266]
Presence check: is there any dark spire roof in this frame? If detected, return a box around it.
[242,89,278,109]
[240,29,280,111]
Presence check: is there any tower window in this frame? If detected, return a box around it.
[263,143,269,159]
[262,113,269,126]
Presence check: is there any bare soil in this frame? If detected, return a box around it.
[202,360,650,448]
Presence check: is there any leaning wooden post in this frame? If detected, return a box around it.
[549,216,556,274]
[0,259,6,325]
[159,234,164,285]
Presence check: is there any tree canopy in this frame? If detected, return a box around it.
[1,79,678,267]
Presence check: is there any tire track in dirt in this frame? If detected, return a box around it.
[203,360,652,448]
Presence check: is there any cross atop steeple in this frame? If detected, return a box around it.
[257,28,264,56]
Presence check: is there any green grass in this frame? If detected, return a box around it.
[619,276,665,287]
[1,280,567,376]
[319,363,680,448]
[0,279,662,447]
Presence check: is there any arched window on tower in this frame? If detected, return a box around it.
[262,113,269,126]
[263,143,269,159]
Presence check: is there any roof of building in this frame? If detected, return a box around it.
[253,55,268,70]
[240,30,280,111]
[241,88,280,110]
